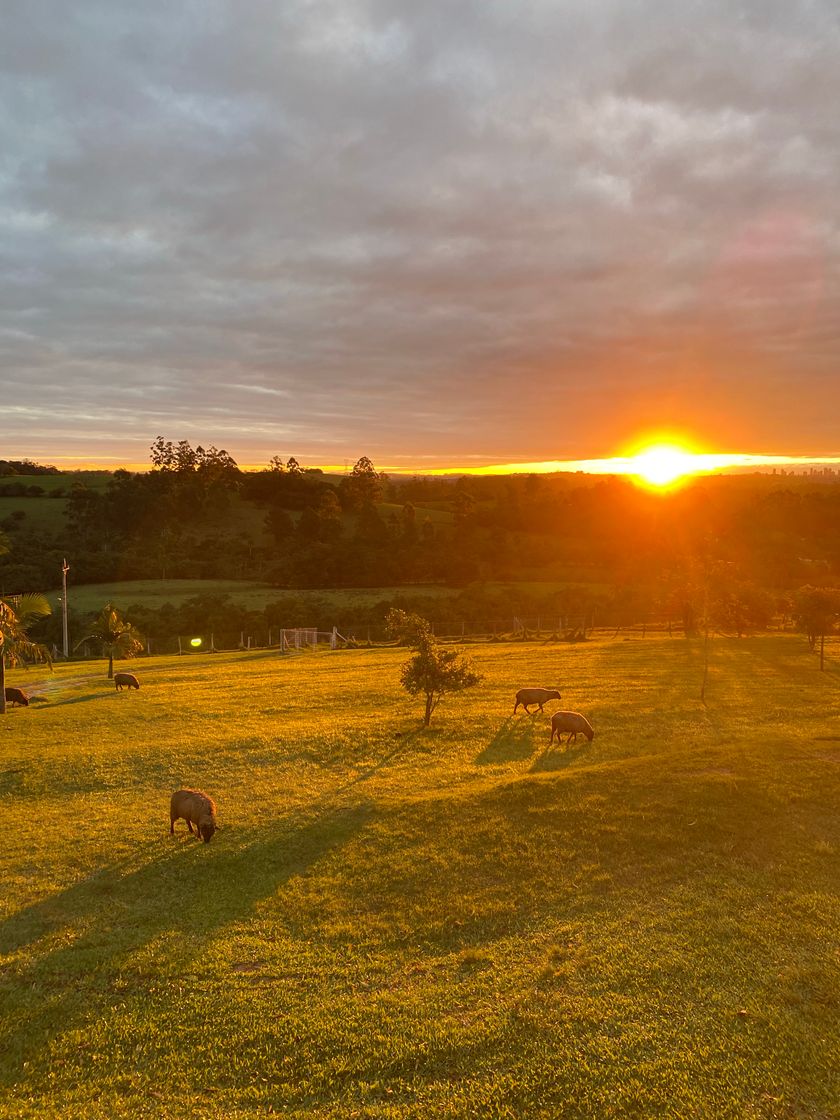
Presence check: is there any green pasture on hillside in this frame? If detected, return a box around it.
[46,580,455,616]
[1,471,113,494]
[1,635,839,1118]
[0,473,112,534]
[0,497,68,535]
[50,578,607,620]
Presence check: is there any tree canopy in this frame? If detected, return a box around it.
[0,593,52,714]
[387,608,482,726]
[78,604,144,679]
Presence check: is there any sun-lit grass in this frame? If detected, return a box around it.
[1,636,839,1118]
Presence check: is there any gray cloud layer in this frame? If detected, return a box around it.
[2,0,839,466]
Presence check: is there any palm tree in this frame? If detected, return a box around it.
[0,593,53,715]
[78,603,143,679]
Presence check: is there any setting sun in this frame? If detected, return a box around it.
[629,444,699,487]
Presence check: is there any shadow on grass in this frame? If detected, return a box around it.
[475,717,542,765]
[529,741,590,772]
[0,803,372,1087]
[332,729,426,793]
[49,693,113,707]
[0,767,29,795]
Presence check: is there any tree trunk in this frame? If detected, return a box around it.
[0,655,6,715]
[424,693,435,726]
[820,632,825,671]
[107,652,114,680]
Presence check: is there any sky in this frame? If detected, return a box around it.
[2,0,840,472]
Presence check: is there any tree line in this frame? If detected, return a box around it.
[2,438,840,628]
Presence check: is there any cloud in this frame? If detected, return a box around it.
[2,0,839,467]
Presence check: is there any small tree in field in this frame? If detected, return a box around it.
[792,586,840,671]
[78,603,143,679]
[0,594,53,714]
[386,609,482,726]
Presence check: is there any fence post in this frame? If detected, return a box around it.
[177,635,182,655]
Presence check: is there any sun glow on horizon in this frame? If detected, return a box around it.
[626,444,697,487]
[15,449,840,478]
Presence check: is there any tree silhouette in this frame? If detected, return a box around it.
[793,586,840,670]
[386,608,482,726]
[340,456,384,510]
[0,593,52,714]
[78,604,143,679]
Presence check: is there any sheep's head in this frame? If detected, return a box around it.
[550,690,562,700]
[200,819,217,843]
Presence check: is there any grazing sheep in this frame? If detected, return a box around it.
[514,687,562,714]
[549,710,595,745]
[170,788,217,843]
[4,686,29,707]
[114,672,140,691]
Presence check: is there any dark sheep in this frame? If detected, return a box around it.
[4,687,29,707]
[114,672,140,691]
[169,789,217,843]
[514,687,562,714]
[549,710,595,745]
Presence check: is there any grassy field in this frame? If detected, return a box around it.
[50,578,610,619]
[1,472,113,494]
[47,580,456,616]
[1,635,839,1118]
[0,497,68,535]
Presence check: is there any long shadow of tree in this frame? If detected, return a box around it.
[332,728,426,793]
[0,804,372,1087]
[475,717,542,765]
[529,740,590,772]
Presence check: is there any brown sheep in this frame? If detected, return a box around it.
[514,687,561,714]
[114,672,140,691]
[4,686,29,707]
[170,789,217,843]
[549,710,595,745]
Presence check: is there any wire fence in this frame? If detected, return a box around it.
[58,614,812,661]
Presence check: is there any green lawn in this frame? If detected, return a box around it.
[1,635,839,1118]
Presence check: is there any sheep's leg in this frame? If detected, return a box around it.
[169,818,176,835]
[186,820,195,834]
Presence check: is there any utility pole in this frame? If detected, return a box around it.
[61,558,70,659]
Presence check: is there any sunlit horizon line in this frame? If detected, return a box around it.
[15,451,840,476]
[400,453,840,478]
